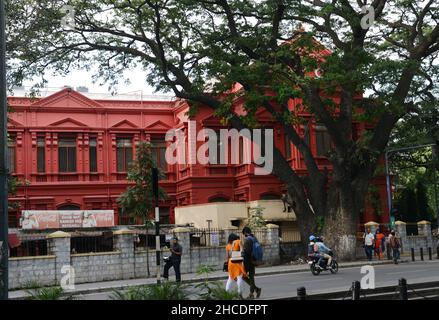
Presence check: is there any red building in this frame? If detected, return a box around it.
[7,87,389,235]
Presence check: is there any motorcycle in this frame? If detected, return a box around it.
[308,251,338,275]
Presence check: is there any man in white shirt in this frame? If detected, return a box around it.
[364,228,375,261]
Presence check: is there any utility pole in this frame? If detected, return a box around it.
[0,0,8,300]
[151,167,160,284]
[433,141,439,233]
[384,150,393,228]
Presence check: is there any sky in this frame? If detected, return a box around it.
[20,65,167,99]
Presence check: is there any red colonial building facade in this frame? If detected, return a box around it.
[7,87,389,234]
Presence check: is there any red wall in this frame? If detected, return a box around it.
[7,88,389,228]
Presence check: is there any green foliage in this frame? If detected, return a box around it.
[6,0,439,251]
[110,282,190,300]
[199,281,240,300]
[195,265,240,300]
[22,280,43,290]
[195,264,216,288]
[117,141,167,221]
[315,215,324,234]
[7,176,30,195]
[415,181,434,222]
[24,286,74,300]
[396,180,433,223]
[7,176,29,211]
[110,278,240,300]
[366,185,383,217]
[247,206,267,229]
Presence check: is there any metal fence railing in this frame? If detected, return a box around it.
[235,228,270,246]
[190,228,225,247]
[279,230,301,243]
[251,229,268,245]
[70,233,114,254]
[358,221,438,237]
[281,279,439,300]
[9,239,48,258]
[134,233,168,250]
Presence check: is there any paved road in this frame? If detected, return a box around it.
[76,260,439,300]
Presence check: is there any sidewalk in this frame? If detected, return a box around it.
[8,258,407,299]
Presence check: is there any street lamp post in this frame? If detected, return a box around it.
[151,167,160,284]
[0,0,8,300]
[384,150,393,228]
[433,141,439,233]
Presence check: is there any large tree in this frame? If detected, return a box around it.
[7,0,439,259]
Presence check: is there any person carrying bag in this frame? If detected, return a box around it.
[225,233,247,299]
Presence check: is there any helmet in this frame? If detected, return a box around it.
[309,235,316,241]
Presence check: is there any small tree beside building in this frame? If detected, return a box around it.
[247,206,267,230]
[117,141,167,275]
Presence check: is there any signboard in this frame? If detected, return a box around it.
[20,210,114,230]
[210,232,220,247]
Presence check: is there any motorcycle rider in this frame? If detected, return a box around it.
[308,235,323,265]
[315,236,333,270]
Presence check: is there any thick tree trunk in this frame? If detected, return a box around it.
[323,175,368,261]
[285,189,318,258]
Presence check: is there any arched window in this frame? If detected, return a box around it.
[260,193,281,200]
[208,196,229,203]
[315,123,331,156]
[58,204,81,210]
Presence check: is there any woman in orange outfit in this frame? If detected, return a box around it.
[374,229,385,260]
[225,233,247,298]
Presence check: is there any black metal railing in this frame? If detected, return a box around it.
[9,239,48,258]
[134,233,168,250]
[190,228,224,247]
[70,233,114,254]
[237,228,269,245]
[279,279,439,300]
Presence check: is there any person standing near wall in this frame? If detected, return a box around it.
[242,226,262,299]
[389,230,401,264]
[163,236,182,282]
[364,228,375,262]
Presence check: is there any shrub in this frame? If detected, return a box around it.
[24,286,74,300]
[110,282,189,300]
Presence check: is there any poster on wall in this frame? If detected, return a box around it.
[210,232,220,247]
[20,210,114,230]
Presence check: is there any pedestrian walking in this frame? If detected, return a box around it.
[374,229,385,260]
[225,233,246,299]
[364,228,375,261]
[163,236,183,282]
[389,230,401,264]
[242,226,262,299]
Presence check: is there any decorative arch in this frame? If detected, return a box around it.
[57,203,81,210]
[259,193,281,200]
[208,195,230,203]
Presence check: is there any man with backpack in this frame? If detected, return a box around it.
[242,226,262,299]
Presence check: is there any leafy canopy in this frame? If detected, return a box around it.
[117,141,166,221]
